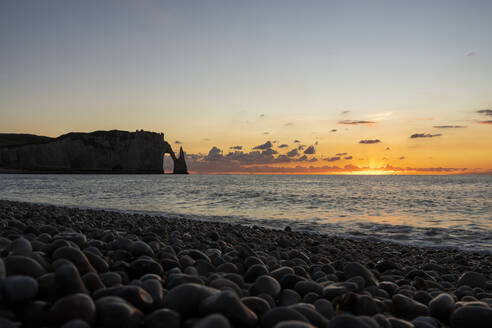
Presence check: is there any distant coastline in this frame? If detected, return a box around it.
[0,130,188,174]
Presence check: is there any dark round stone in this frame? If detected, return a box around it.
[142,278,164,308]
[55,263,88,295]
[279,289,302,306]
[193,313,231,328]
[270,267,295,282]
[145,308,181,328]
[252,275,281,298]
[83,251,108,273]
[313,299,334,319]
[244,264,269,283]
[99,272,122,287]
[294,281,323,297]
[129,241,154,258]
[81,272,105,293]
[450,306,492,328]
[61,319,90,328]
[241,296,271,318]
[52,246,96,275]
[129,257,164,278]
[93,285,154,312]
[9,237,32,256]
[51,293,96,325]
[54,232,87,247]
[429,293,455,321]
[388,317,414,328]
[260,307,309,328]
[163,283,220,317]
[273,321,315,328]
[210,278,242,297]
[216,262,239,274]
[4,255,46,278]
[457,272,487,289]
[95,296,144,328]
[0,318,21,328]
[288,304,329,328]
[328,314,372,328]
[373,314,391,328]
[343,262,378,287]
[3,275,39,306]
[17,300,53,327]
[199,290,258,328]
[392,293,429,318]
[0,258,6,279]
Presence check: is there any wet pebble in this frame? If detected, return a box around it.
[2,275,38,306]
[95,296,143,328]
[51,293,96,325]
[193,313,231,328]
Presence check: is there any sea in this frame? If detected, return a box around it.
[0,174,490,253]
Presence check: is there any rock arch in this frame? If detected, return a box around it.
[163,142,188,174]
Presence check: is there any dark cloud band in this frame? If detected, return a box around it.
[359,139,381,144]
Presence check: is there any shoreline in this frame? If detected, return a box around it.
[2,200,490,257]
[0,199,491,327]
[0,198,490,256]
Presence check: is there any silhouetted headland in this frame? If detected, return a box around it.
[0,130,187,174]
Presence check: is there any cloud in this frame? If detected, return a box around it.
[338,120,375,125]
[359,139,381,144]
[330,129,337,132]
[205,146,223,160]
[341,110,351,115]
[410,133,442,139]
[433,125,466,129]
[476,109,492,116]
[278,144,288,148]
[324,156,341,162]
[229,146,243,150]
[284,122,294,127]
[202,138,211,141]
[261,149,278,156]
[184,144,474,174]
[259,114,265,118]
[467,51,476,56]
[287,148,299,157]
[477,120,492,125]
[303,145,316,154]
[335,152,347,156]
[406,167,467,173]
[174,140,182,144]
[253,141,273,150]
[293,139,301,143]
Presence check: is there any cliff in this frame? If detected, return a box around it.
[0,130,188,174]
[0,133,54,148]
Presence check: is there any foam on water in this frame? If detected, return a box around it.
[0,174,490,253]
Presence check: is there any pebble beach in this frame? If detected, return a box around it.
[0,200,491,328]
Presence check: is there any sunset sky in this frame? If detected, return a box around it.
[1,0,491,174]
